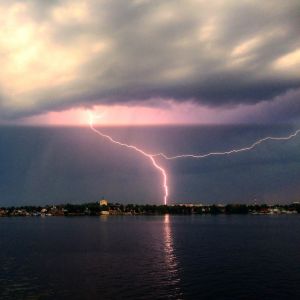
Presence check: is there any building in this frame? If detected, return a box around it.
[99,198,108,206]
[178,203,203,207]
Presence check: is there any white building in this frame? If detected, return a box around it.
[99,199,108,206]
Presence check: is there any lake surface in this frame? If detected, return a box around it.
[1,215,300,299]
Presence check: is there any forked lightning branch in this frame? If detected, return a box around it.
[89,112,300,205]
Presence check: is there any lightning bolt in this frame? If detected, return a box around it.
[88,110,300,204]
[156,129,300,160]
[88,112,168,205]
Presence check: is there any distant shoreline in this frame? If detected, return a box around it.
[1,202,300,217]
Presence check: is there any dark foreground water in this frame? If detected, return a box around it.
[1,216,300,299]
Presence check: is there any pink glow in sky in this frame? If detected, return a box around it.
[22,102,246,126]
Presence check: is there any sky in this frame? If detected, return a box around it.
[1,125,300,206]
[1,0,300,206]
[0,0,299,125]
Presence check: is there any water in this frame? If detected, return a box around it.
[1,215,300,299]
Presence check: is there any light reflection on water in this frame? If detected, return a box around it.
[163,214,183,299]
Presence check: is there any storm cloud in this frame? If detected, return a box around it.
[0,0,300,120]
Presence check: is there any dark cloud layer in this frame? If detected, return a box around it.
[0,0,300,120]
[237,88,300,123]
